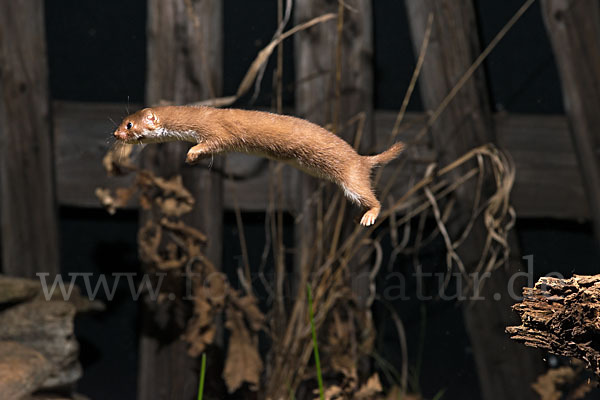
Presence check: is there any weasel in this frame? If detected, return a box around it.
[113,106,404,226]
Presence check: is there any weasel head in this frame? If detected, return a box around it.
[114,108,160,144]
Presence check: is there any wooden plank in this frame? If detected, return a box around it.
[541,0,600,237]
[494,113,588,219]
[404,2,544,399]
[137,1,223,400]
[0,0,59,278]
[52,102,588,219]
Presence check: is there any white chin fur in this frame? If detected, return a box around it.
[152,127,197,142]
[125,128,197,144]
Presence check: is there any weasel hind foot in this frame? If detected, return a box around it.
[360,208,379,227]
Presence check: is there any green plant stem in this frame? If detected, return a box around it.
[197,353,207,400]
[307,284,324,400]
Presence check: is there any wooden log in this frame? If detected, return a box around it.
[404,1,543,399]
[507,274,600,378]
[540,0,600,243]
[0,0,59,278]
[138,1,223,399]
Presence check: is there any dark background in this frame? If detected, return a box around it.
[45,0,597,399]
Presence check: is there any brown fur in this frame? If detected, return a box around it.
[114,106,404,226]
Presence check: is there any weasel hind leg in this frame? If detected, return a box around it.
[341,181,381,227]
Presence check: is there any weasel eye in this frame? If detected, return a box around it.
[126,122,132,129]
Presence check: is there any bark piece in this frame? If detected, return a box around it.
[0,275,40,304]
[0,341,52,399]
[0,300,81,388]
[507,274,600,377]
[222,308,263,393]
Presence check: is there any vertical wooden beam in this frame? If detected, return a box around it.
[0,0,59,278]
[295,0,374,139]
[145,0,223,267]
[138,1,223,399]
[293,0,374,294]
[404,2,543,399]
[541,0,600,244]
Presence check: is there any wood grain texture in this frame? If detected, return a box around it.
[0,0,59,278]
[405,2,543,399]
[541,0,600,238]
[138,1,223,400]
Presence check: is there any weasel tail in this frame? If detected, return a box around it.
[367,142,405,167]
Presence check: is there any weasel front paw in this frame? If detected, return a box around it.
[186,149,203,164]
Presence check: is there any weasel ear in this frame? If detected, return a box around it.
[144,110,159,128]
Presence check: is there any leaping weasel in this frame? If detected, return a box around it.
[113,106,404,226]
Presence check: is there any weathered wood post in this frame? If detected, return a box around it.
[293,0,374,293]
[138,1,223,399]
[0,0,60,279]
[404,1,543,399]
[540,0,600,246]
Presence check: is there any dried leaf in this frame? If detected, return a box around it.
[315,385,343,400]
[160,219,207,243]
[569,381,594,400]
[95,188,116,215]
[153,175,192,199]
[223,308,263,393]
[95,186,137,215]
[156,197,193,217]
[355,373,382,399]
[532,366,577,400]
[184,257,228,356]
[101,143,135,175]
[233,295,265,332]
